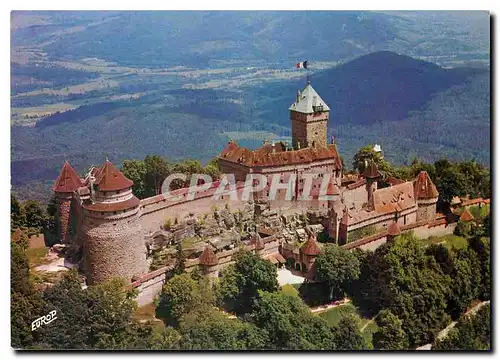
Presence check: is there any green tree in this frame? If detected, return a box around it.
[217,250,278,315]
[433,159,467,205]
[179,307,269,350]
[35,272,142,349]
[250,291,334,350]
[372,310,408,350]
[121,159,148,199]
[204,157,221,180]
[351,232,451,347]
[468,236,490,300]
[11,193,25,230]
[433,304,490,350]
[352,145,383,174]
[144,155,169,196]
[331,312,371,350]
[11,233,45,349]
[314,244,361,300]
[447,247,482,318]
[156,273,214,327]
[24,200,48,231]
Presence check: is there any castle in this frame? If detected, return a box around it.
[52,82,440,290]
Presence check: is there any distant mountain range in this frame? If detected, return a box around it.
[11,50,490,203]
[11,11,489,68]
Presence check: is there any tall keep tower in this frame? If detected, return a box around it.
[52,161,83,244]
[81,160,147,284]
[289,82,330,149]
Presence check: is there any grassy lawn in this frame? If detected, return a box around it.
[317,303,378,344]
[421,234,468,250]
[318,303,359,326]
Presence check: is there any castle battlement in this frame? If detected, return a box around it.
[51,82,439,288]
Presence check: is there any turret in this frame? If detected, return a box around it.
[289,82,330,149]
[459,208,474,222]
[252,232,265,255]
[82,160,147,284]
[387,221,401,242]
[364,160,379,211]
[52,161,83,244]
[300,233,321,278]
[198,245,219,279]
[413,171,439,222]
[338,210,349,245]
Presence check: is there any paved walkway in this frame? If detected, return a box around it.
[310,298,351,314]
[277,268,306,286]
[416,300,490,350]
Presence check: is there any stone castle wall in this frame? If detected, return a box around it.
[291,111,328,149]
[342,184,368,211]
[416,198,438,222]
[56,193,73,244]
[83,208,148,284]
[139,184,251,234]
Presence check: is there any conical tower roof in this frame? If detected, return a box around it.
[387,221,401,236]
[199,246,218,266]
[94,160,134,192]
[52,161,83,193]
[414,171,439,200]
[301,233,321,256]
[326,181,340,196]
[459,208,475,222]
[289,83,330,113]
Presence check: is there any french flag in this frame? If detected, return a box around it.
[296,60,308,69]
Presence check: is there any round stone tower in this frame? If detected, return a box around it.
[252,232,265,256]
[82,160,147,284]
[52,161,84,244]
[387,221,401,242]
[300,233,322,278]
[364,160,379,211]
[414,171,439,222]
[198,245,219,279]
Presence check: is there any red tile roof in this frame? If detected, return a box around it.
[414,171,439,200]
[459,208,475,222]
[347,178,367,190]
[461,198,483,207]
[199,246,218,266]
[326,182,340,196]
[386,176,405,186]
[52,161,83,193]
[301,234,321,256]
[218,141,342,169]
[94,160,134,192]
[373,182,416,215]
[387,221,401,236]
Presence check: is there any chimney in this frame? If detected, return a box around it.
[331,136,335,144]
[271,141,276,153]
[297,90,301,103]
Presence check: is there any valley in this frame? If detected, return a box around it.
[10,11,490,203]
